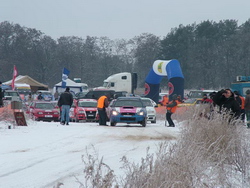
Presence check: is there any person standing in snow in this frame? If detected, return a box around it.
[244,90,250,128]
[166,94,178,127]
[212,89,241,121]
[57,87,73,125]
[97,94,110,126]
[0,81,3,107]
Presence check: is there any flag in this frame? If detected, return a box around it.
[62,68,70,88]
[11,65,18,90]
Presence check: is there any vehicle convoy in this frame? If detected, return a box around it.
[230,76,250,97]
[70,99,99,122]
[107,97,147,127]
[97,72,138,94]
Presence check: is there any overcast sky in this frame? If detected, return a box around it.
[1,0,250,40]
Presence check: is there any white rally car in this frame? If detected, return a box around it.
[141,97,157,123]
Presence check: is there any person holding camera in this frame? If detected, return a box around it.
[212,89,241,120]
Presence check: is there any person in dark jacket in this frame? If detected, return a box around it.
[213,89,241,121]
[0,81,3,107]
[37,92,44,100]
[244,89,250,128]
[57,87,73,125]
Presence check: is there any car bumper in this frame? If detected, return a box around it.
[34,115,59,121]
[147,114,156,121]
[110,115,146,123]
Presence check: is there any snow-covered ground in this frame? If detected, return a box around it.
[0,120,181,188]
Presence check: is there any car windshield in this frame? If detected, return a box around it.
[40,92,52,95]
[4,92,19,97]
[78,101,97,107]
[141,99,153,107]
[114,100,143,107]
[35,103,54,109]
[183,98,196,104]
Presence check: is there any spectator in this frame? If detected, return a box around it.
[37,92,44,100]
[57,87,73,125]
[0,81,3,107]
[162,94,169,106]
[166,94,178,127]
[213,89,241,121]
[177,95,184,103]
[244,90,250,128]
[26,93,33,104]
[54,90,59,100]
[97,94,110,126]
[234,91,245,122]
[201,94,213,104]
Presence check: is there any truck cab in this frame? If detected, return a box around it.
[231,76,250,97]
[101,72,137,94]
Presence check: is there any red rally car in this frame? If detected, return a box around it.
[70,99,99,122]
[27,101,60,122]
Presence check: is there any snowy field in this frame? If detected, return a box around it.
[0,120,180,188]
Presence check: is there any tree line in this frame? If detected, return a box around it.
[1,19,250,90]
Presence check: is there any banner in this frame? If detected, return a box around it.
[61,68,70,88]
[11,65,18,90]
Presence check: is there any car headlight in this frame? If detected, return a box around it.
[38,112,43,114]
[78,110,85,114]
[112,110,119,116]
[54,112,59,115]
[137,111,144,116]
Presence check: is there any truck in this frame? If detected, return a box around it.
[230,76,250,97]
[98,72,138,95]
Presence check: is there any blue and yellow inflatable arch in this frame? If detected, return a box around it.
[144,59,184,103]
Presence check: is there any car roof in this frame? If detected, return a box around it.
[117,97,141,100]
[33,101,53,103]
[4,90,19,92]
[78,99,97,102]
[141,97,152,100]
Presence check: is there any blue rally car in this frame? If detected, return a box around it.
[107,97,147,127]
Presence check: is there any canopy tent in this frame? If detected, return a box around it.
[3,75,48,92]
[54,78,88,94]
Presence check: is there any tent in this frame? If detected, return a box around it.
[54,78,88,94]
[3,75,48,92]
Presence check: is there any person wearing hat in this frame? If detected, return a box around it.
[57,87,73,125]
[166,94,178,127]
[212,89,241,120]
[244,89,250,128]
[201,94,213,104]
[0,81,3,107]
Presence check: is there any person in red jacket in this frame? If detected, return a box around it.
[201,94,213,104]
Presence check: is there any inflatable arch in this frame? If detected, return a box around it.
[144,59,184,103]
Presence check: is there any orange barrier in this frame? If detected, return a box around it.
[0,104,12,113]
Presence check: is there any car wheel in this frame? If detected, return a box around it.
[141,119,147,127]
[110,121,116,126]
